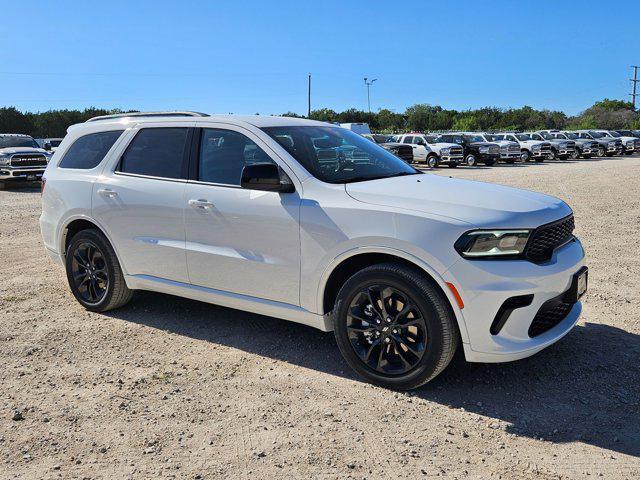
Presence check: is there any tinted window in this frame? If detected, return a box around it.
[59,130,124,169]
[0,136,40,148]
[261,125,417,184]
[119,128,189,179]
[199,129,275,185]
[402,136,413,144]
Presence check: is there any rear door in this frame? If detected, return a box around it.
[92,123,193,283]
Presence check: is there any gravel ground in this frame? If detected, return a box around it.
[1,156,639,479]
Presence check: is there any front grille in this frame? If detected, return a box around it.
[10,154,48,167]
[450,146,463,156]
[528,294,575,337]
[525,215,575,263]
[540,143,551,152]
[508,145,519,153]
[488,146,500,154]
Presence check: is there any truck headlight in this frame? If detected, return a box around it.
[441,148,450,155]
[532,144,541,150]
[454,230,531,258]
[479,146,490,153]
[0,155,10,166]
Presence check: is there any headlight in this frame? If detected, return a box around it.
[626,141,634,146]
[532,144,541,150]
[0,155,10,166]
[454,230,531,258]
[608,141,616,146]
[441,148,450,154]
[479,146,490,153]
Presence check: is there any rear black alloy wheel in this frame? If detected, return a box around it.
[333,263,458,390]
[70,241,109,304]
[346,285,427,375]
[65,229,133,312]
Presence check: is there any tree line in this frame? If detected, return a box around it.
[1,99,638,138]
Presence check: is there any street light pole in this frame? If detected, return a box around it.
[364,77,377,114]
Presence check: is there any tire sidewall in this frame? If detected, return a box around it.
[332,266,453,390]
[65,230,119,312]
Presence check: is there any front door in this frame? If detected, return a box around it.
[184,126,301,305]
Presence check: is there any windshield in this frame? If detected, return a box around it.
[554,133,568,139]
[588,131,605,138]
[515,134,531,141]
[261,126,418,184]
[564,132,578,139]
[616,130,634,136]
[463,135,484,143]
[539,132,554,140]
[606,131,620,137]
[0,136,40,149]
[484,134,504,141]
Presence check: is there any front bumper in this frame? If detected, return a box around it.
[478,153,500,161]
[531,149,549,158]
[443,238,586,363]
[557,148,575,156]
[0,166,46,181]
[440,154,463,164]
[500,152,521,160]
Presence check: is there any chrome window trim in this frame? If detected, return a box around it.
[113,171,188,183]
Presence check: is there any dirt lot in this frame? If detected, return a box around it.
[1,156,639,479]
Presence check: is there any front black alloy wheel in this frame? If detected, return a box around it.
[333,263,458,390]
[345,285,427,375]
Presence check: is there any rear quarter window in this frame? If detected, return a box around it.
[58,130,124,169]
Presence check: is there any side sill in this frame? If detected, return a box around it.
[125,274,332,332]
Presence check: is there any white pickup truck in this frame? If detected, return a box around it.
[494,133,551,162]
[393,133,463,168]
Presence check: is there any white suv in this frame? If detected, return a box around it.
[394,133,463,168]
[40,112,588,390]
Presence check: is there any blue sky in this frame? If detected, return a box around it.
[1,0,639,115]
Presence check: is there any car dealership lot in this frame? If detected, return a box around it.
[1,157,639,478]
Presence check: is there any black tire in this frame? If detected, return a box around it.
[535,155,545,163]
[505,159,516,164]
[570,150,580,160]
[483,158,496,166]
[520,150,531,162]
[597,146,605,157]
[447,163,458,168]
[332,263,459,390]
[548,149,557,161]
[65,229,133,312]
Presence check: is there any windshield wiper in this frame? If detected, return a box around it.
[341,171,419,184]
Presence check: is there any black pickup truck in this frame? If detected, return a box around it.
[362,134,414,164]
[434,133,500,166]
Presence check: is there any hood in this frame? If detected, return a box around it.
[345,173,571,228]
[495,140,519,148]
[467,141,496,147]
[431,142,459,149]
[0,146,49,155]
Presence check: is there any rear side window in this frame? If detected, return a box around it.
[58,130,124,169]
[118,128,189,179]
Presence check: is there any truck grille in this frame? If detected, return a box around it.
[10,154,48,167]
[488,146,500,154]
[449,146,463,156]
[525,215,575,263]
[540,143,551,152]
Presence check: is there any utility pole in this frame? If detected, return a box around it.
[307,74,311,118]
[364,77,377,114]
[631,66,639,110]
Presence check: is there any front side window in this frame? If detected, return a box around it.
[118,128,189,179]
[198,129,275,185]
[262,125,418,184]
[59,130,123,169]
[402,136,413,144]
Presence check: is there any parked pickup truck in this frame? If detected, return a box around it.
[594,130,640,155]
[362,134,414,163]
[394,133,463,168]
[0,134,52,188]
[533,131,576,160]
[554,132,600,158]
[434,133,500,166]
[495,133,551,162]
[468,133,520,163]
[572,130,623,156]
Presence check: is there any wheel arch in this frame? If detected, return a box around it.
[318,248,468,343]
[59,216,123,268]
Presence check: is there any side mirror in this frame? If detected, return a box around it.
[241,163,294,193]
[416,139,425,146]
[44,142,52,151]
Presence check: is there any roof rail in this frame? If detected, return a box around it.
[86,111,210,122]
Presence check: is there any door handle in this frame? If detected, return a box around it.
[188,199,214,209]
[97,188,118,198]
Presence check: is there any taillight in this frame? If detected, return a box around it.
[41,177,46,194]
